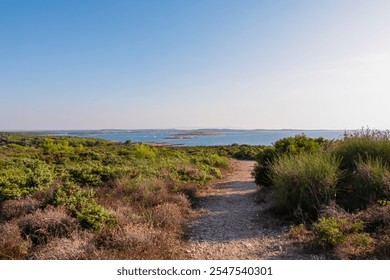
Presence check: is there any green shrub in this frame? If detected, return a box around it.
[274,134,323,154]
[313,216,367,249]
[333,129,390,210]
[0,159,53,200]
[270,151,339,217]
[314,217,347,247]
[41,138,74,154]
[333,129,390,172]
[67,162,127,187]
[205,154,229,168]
[134,143,157,159]
[50,182,116,230]
[254,135,329,187]
[253,147,276,187]
[340,157,390,210]
[232,145,263,160]
[176,165,213,185]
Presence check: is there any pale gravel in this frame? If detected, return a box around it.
[183,159,325,260]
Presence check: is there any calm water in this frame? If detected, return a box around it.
[44,129,345,146]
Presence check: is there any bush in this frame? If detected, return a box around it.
[333,129,390,172]
[313,216,369,252]
[67,162,127,187]
[270,151,339,217]
[253,147,276,187]
[207,154,229,169]
[50,182,116,230]
[0,222,31,259]
[176,165,213,185]
[151,203,183,232]
[314,217,347,247]
[232,145,263,160]
[343,157,390,210]
[29,231,93,260]
[333,129,390,210]
[0,198,40,220]
[18,206,78,246]
[0,159,53,200]
[134,143,157,159]
[274,134,323,154]
[254,135,329,187]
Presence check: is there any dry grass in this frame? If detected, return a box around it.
[318,202,354,221]
[18,206,78,246]
[29,231,94,260]
[67,178,192,259]
[0,198,41,221]
[356,203,390,233]
[373,231,390,259]
[151,203,184,233]
[289,224,313,241]
[0,222,31,259]
[90,224,184,259]
[334,233,375,259]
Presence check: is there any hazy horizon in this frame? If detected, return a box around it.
[1,127,355,133]
[1,1,390,130]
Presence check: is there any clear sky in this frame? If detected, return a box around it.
[1,0,390,130]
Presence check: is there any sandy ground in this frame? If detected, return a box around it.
[183,159,324,260]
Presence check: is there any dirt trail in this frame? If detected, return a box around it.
[184,159,320,260]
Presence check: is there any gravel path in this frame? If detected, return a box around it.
[183,159,321,260]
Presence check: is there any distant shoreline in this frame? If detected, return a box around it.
[0,129,345,146]
[1,128,355,133]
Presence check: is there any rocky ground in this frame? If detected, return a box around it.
[183,159,325,260]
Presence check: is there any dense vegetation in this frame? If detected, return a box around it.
[254,130,390,259]
[4,129,390,259]
[0,132,264,259]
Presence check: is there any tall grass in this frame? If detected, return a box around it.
[270,151,340,218]
[333,129,390,210]
[334,129,390,171]
[253,134,330,187]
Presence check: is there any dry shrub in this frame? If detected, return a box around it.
[29,231,94,260]
[334,233,375,259]
[0,198,40,221]
[354,203,390,259]
[318,202,353,221]
[373,231,390,259]
[178,183,198,204]
[18,206,78,246]
[0,222,31,259]
[177,164,201,179]
[356,203,390,233]
[105,204,136,224]
[93,179,127,209]
[164,193,191,209]
[289,224,312,241]
[151,203,183,232]
[91,224,183,259]
[94,226,130,250]
[127,178,190,208]
[132,178,169,206]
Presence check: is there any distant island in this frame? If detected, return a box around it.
[164,131,222,139]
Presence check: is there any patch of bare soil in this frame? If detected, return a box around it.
[183,159,325,260]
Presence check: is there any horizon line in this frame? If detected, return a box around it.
[0,127,376,132]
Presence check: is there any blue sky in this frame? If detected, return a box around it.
[1,0,390,130]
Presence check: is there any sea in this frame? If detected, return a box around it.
[38,129,346,146]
